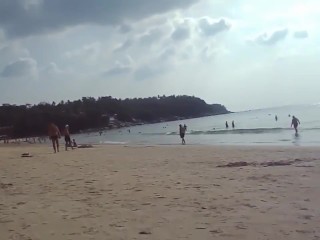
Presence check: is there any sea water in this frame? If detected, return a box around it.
[74,104,320,146]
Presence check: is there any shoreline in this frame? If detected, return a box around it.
[78,111,231,134]
[1,139,319,148]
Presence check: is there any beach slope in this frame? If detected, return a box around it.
[0,144,319,239]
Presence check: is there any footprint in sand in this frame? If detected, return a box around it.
[243,203,256,208]
[301,215,313,220]
[300,207,309,211]
[235,224,247,230]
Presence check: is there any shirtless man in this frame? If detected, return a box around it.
[291,116,301,134]
[63,125,73,151]
[48,123,61,153]
[179,124,187,145]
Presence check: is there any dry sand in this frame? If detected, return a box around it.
[0,144,320,240]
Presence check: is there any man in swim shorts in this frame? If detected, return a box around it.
[63,124,73,151]
[179,124,186,145]
[291,116,301,134]
[48,123,61,153]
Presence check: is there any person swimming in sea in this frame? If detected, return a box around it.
[291,116,301,134]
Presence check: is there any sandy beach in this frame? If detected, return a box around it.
[0,144,319,240]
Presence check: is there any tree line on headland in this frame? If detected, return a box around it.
[0,95,229,138]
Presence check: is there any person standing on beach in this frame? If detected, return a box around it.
[48,123,61,153]
[63,124,73,151]
[275,115,278,121]
[232,120,235,129]
[225,121,229,129]
[291,116,301,134]
[179,124,186,145]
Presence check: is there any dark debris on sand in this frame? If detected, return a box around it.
[217,159,309,168]
[77,144,94,149]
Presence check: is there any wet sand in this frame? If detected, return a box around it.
[0,144,320,239]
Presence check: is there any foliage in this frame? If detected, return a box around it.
[0,95,229,138]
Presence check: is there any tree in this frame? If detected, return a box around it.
[0,95,229,138]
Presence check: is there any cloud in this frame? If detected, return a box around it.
[114,39,134,53]
[0,0,199,38]
[0,44,30,67]
[1,58,38,78]
[254,28,288,45]
[43,62,62,75]
[158,47,176,61]
[200,46,216,61]
[133,49,174,81]
[293,30,308,39]
[138,28,165,46]
[104,57,133,76]
[119,24,132,34]
[64,42,101,59]
[114,27,166,53]
[133,65,163,81]
[104,65,132,76]
[198,18,230,37]
[171,21,191,41]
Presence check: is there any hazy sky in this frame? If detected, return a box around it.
[0,0,319,111]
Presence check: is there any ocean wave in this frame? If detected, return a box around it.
[196,128,288,135]
[140,127,320,136]
[173,128,289,135]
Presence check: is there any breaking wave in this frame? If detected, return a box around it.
[142,127,320,136]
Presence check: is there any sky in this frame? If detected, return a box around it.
[0,0,319,111]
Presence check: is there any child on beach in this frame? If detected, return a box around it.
[72,139,77,148]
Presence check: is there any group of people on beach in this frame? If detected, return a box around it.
[48,114,301,149]
[48,123,77,153]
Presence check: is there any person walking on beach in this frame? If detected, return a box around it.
[232,120,235,129]
[63,124,73,151]
[291,116,301,134]
[48,123,61,153]
[179,124,186,145]
[225,121,229,129]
